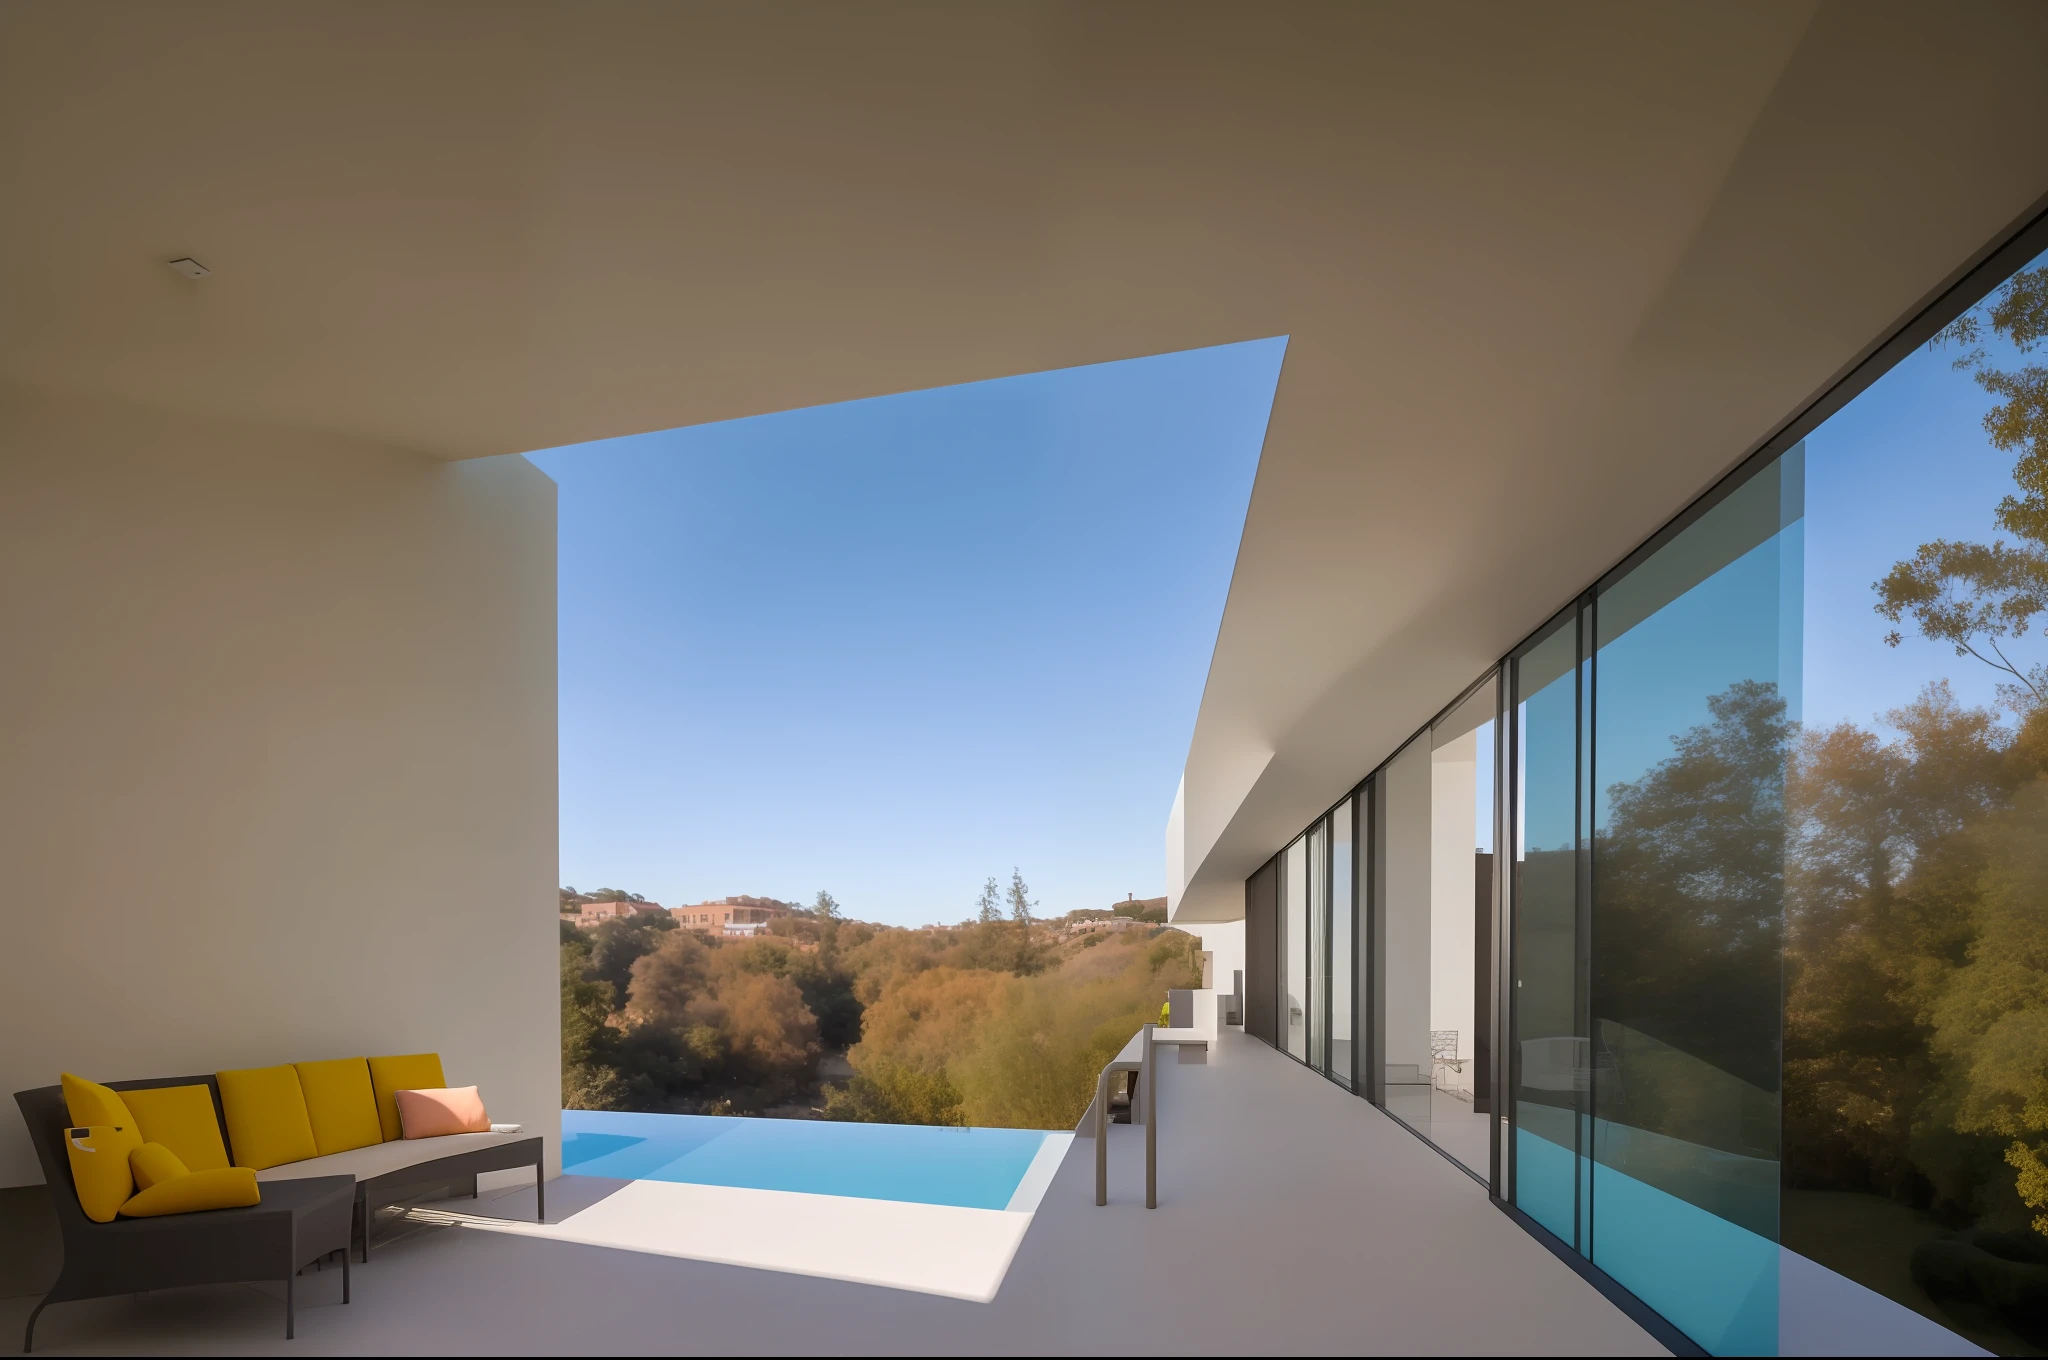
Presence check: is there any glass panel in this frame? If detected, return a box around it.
[1588,455,1799,1356]
[1308,819,1329,1072]
[1492,224,2048,1360]
[1379,678,1499,1179]
[1330,799,1355,1089]
[1776,243,2048,1356]
[1283,834,1308,1061]
[1512,614,1585,1249]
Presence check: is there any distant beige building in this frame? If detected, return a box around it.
[670,895,796,936]
[562,899,665,928]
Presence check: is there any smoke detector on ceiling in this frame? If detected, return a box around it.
[166,257,210,279]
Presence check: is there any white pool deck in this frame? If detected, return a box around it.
[2,1030,1666,1356]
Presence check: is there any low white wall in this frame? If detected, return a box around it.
[0,383,559,1186]
[1187,920,1245,1009]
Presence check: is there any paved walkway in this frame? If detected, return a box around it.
[3,1031,1664,1355]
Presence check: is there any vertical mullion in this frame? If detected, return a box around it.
[1275,850,1286,1047]
[1367,774,1385,1108]
[1574,595,1596,1260]
[1324,812,1334,1079]
[1499,663,1515,1196]
[1504,656,1520,1206]
[1351,791,1363,1094]
[1583,593,1600,1263]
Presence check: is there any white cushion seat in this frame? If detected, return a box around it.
[255,1131,524,1183]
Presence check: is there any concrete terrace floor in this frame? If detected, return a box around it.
[3,1031,1665,1356]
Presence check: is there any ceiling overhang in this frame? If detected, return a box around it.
[4,5,2045,930]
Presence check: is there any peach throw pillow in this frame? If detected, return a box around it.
[393,1086,490,1139]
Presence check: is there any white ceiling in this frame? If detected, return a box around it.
[3,3,2045,920]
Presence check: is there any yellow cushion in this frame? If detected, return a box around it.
[119,1166,260,1218]
[294,1058,382,1157]
[121,1085,230,1172]
[368,1053,445,1143]
[61,1072,135,1131]
[64,1124,140,1223]
[215,1066,317,1170]
[128,1141,188,1191]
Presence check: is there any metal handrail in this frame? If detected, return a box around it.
[1093,1022,1156,1208]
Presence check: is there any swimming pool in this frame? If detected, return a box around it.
[560,1110,1071,1212]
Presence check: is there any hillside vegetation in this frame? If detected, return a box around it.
[561,899,1200,1130]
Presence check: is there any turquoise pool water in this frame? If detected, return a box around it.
[559,1109,1060,1211]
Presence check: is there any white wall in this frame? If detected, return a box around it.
[1430,731,1477,1079]
[1189,920,1245,1004]
[0,383,559,1186]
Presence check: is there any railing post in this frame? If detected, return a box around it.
[1094,1024,1158,1208]
[1143,1022,1157,1209]
[1094,1063,1112,1206]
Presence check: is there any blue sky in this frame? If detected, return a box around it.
[528,338,1286,927]
[1801,295,2036,732]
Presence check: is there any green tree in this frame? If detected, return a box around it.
[561,943,626,1109]
[584,912,675,1012]
[1782,684,2012,1203]
[952,930,1202,1129]
[976,877,1002,924]
[1925,709,2048,1236]
[813,890,841,920]
[623,929,822,1109]
[821,1055,965,1125]
[1004,868,1056,975]
[1007,868,1036,926]
[1594,679,1790,1100]
[722,936,861,1052]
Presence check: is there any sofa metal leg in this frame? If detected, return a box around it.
[342,1240,351,1305]
[535,1160,545,1223]
[21,1294,49,1353]
[285,1270,294,1341]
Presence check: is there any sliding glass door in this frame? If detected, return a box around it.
[1506,460,1798,1353]
[1378,676,1499,1179]
[1509,611,1587,1248]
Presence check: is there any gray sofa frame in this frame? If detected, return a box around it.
[349,1129,546,1262]
[15,1076,353,1351]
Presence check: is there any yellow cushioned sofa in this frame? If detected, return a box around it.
[203,1053,544,1260]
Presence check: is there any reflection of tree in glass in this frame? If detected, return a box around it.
[1878,263,2048,710]
[1597,664,2048,1305]
[1784,681,2048,1348]
[1784,684,2012,1212]
[1595,679,1788,1103]
[1849,258,2048,1261]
